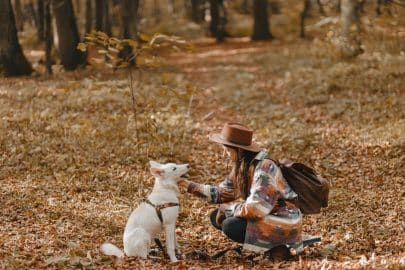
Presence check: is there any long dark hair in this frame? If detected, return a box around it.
[227,147,258,199]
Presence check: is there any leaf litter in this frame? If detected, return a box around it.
[1,32,405,269]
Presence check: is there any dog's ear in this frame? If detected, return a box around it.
[149,160,161,168]
[150,161,164,177]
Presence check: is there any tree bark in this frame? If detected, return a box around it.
[300,0,310,38]
[44,0,52,75]
[13,0,24,31]
[209,0,226,42]
[37,0,45,40]
[154,0,161,23]
[252,0,272,40]
[0,0,32,76]
[85,0,92,34]
[240,0,249,14]
[191,0,204,22]
[121,0,139,39]
[52,0,83,70]
[95,0,111,35]
[340,0,362,57]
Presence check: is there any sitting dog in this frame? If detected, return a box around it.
[101,161,189,262]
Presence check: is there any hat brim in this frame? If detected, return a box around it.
[209,133,262,152]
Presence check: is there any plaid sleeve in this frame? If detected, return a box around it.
[187,178,236,203]
[234,173,279,219]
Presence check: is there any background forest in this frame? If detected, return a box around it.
[0,0,404,269]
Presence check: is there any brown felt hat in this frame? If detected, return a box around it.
[209,122,262,152]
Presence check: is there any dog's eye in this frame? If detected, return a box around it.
[172,167,176,171]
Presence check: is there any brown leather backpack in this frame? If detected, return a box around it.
[276,159,330,214]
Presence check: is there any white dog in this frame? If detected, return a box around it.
[100,161,189,262]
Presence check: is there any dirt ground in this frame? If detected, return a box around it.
[1,29,404,269]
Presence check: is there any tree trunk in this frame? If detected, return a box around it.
[121,0,139,39]
[95,0,111,35]
[52,0,83,70]
[300,0,310,38]
[44,0,52,75]
[340,0,362,57]
[252,0,272,40]
[209,0,226,42]
[168,0,175,14]
[13,0,24,31]
[85,0,92,34]
[37,0,44,40]
[191,0,204,22]
[240,0,249,14]
[0,0,32,76]
[154,0,161,23]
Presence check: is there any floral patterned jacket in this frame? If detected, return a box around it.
[186,150,303,252]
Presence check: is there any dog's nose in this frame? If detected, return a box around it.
[186,164,190,169]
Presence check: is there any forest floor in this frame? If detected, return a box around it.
[1,30,404,269]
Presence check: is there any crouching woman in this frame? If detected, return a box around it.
[180,123,303,253]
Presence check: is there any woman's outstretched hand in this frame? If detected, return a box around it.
[215,208,226,227]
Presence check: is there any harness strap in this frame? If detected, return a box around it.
[145,199,179,223]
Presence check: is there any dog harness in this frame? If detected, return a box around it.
[145,199,179,223]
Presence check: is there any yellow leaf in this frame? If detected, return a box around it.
[138,32,151,42]
[123,39,138,48]
[77,43,87,52]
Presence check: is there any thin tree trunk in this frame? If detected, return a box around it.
[210,0,226,42]
[44,0,52,75]
[300,0,311,38]
[241,0,249,14]
[252,0,272,40]
[85,0,92,34]
[95,0,111,35]
[121,0,139,39]
[191,0,204,22]
[37,0,44,40]
[13,0,24,31]
[168,0,175,14]
[209,0,219,36]
[316,0,325,15]
[154,0,161,23]
[52,0,83,70]
[0,0,32,76]
[340,0,362,57]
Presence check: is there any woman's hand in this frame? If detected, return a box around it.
[215,208,227,227]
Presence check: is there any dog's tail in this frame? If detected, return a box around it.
[100,243,124,258]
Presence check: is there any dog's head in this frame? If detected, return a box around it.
[149,161,189,181]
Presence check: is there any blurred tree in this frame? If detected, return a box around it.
[44,0,52,75]
[168,0,176,14]
[121,0,139,39]
[240,0,250,14]
[36,0,44,40]
[154,0,161,23]
[52,0,84,70]
[0,0,32,76]
[13,0,24,31]
[340,0,363,58]
[300,0,326,38]
[95,0,111,35]
[85,0,92,34]
[191,0,204,22]
[251,0,272,40]
[209,0,226,42]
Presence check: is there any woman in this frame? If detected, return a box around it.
[180,122,303,253]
